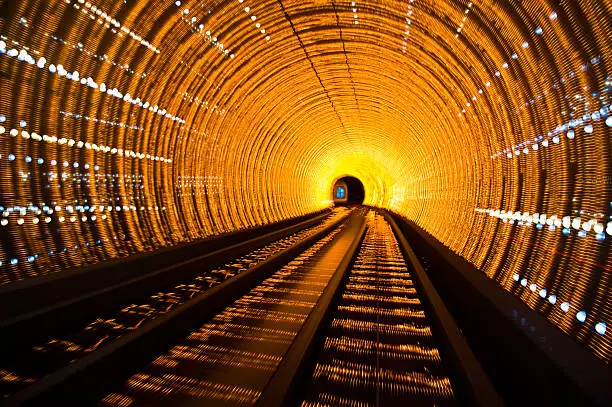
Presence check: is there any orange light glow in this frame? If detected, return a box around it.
[0,0,610,362]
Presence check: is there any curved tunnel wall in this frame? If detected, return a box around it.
[0,1,610,361]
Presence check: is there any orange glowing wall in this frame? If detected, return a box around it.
[0,0,610,361]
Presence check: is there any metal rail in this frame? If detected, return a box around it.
[0,211,333,354]
[2,211,349,407]
[255,215,367,407]
[0,209,331,319]
[384,211,504,407]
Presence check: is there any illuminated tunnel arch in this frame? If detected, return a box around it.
[0,0,610,362]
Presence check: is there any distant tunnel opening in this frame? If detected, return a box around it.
[333,176,365,206]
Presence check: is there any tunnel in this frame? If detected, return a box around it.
[333,176,365,205]
[0,0,610,406]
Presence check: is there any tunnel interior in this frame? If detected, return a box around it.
[0,0,610,394]
[334,176,365,205]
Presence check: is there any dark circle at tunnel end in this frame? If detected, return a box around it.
[333,176,365,206]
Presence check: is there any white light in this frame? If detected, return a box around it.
[606,117,612,127]
[560,302,570,312]
[520,278,527,287]
[595,322,606,335]
[539,288,547,298]
[576,311,586,323]
[513,273,520,282]
[584,124,593,134]
[529,283,537,292]
[548,295,557,305]
[562,216,571,228]
[567,130,575,139]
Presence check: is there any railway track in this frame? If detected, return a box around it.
[0,208,350,405]
[1,208,503,406]
[295,213,456,406]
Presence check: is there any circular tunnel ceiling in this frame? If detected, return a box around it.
[0,1,610,361]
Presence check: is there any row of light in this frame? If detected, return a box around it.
[0,193,165,268]
[174,60,221,137]
[458,10,555,118]
[351,1,359,25]
[491,107,612,159]
[454,2,473,38]
[0,38,185,124]
[1,152,99,169]
[72,0,161,53]
[0,210,155,227]
[45,32,147,78]
[181,8,235,58]
[0,235,122,269]
[176,175,223,189]
[60,111,145,132]
[0,162,146,189]
[514,57,604,116]
[178,59,222,92]
[401,0,414,54]
[181,92,226,114]
[238,1,271,40]
[18,8,144,74]
[1,195,156,216]
[476,208,612,240]
[1,204,165,223]
[511,273,607,335]
[0,120,172,163]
